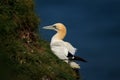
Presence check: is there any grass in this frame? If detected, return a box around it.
[0,0,80,80]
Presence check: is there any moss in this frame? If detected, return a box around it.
[0,0,80,80]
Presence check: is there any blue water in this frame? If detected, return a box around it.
[35,0,120,80]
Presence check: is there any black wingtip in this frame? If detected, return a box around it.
[67,53,88,62]
[74,55,87,62]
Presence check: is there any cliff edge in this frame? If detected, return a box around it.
[0,0,79,80]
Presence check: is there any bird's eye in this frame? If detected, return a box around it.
[53,25,57,29]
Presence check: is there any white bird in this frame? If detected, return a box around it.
[43,23,87,69]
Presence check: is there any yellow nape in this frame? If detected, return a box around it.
[52,23,67,40]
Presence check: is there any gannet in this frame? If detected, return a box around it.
[43,23,87,69]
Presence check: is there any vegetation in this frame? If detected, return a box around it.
[0,0,79,80]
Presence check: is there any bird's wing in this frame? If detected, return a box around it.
[50,40,69,60]
[64,42,77,55]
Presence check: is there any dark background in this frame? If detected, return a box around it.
[35,0,120,80]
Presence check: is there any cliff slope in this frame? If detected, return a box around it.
[0,0,79,80]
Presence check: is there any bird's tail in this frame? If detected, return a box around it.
[74,55,87,62]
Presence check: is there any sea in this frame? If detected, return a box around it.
[35,0,120,80]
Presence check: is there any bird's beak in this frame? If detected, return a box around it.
[43,25,54,30]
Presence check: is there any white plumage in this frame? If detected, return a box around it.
[43,23,86,69]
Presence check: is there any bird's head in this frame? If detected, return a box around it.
[43,23,67,40]
[43,23,66,32]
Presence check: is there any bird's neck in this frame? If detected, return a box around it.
[51,30,66,41]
